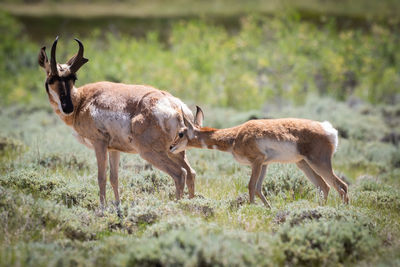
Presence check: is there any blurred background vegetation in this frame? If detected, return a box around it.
[1,1,400,266]
[1,0,400,107]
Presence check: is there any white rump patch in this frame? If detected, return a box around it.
[169,96,193,121]
[320,121,338,152]
[152,97,193,139]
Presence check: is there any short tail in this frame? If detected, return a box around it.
[320,121,338,152]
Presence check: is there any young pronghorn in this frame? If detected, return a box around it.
[170,107,349,207]
[38,37,196,212]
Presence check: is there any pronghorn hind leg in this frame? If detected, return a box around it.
[140,151,186,200]
[170,151,196,198]
[248,162,263,204]
[255,164,272,208]
[296,160,330,203]
[93,141,108,214]
[109,150,122,216]
[305,158,349,204]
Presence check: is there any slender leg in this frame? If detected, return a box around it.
[255,165,272,208]
[140,151,186,200]
[305,158,349,204]
[93,142,108,210]
[248,162,263,204]
[109,151,121,206]
[296,160,330,202]
[170,151,196,198]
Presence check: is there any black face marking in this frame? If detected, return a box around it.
[45,74,77,114]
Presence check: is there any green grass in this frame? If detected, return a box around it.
[1,7,400,267]
[1,96,399,266]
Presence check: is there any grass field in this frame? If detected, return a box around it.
[1,2,400,266]
[1,96,399,266]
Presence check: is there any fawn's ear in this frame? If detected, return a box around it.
[194,106,204,127]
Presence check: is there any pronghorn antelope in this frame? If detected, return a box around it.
[38,37,196,212]
[170,107,349,208]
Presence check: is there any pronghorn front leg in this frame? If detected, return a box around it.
[248,162,263,204]
[93,141,108,213]
[109,151,121,215]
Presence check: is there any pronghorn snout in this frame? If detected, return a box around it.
[169,144,178,153]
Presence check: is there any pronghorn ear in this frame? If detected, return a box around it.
[181,108,195,137]
[182,109,194,128]
[194,106,204,127]
[38,46,50,74]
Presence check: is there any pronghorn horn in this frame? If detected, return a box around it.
[68,38,89,73]
[50,36,59,76]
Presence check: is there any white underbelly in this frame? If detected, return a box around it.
[256,139,302,163]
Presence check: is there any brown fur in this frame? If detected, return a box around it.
[39,41,196,212]
[171,108,349,208]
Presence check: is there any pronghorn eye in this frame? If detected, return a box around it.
[178,132,184,138]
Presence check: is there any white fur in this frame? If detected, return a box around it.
[152,97,193,139]
[57,64,70,76]
[48,88,66,115]
[90,107,132,145]
[256,139,301,163]
[320,121,338,152]
[170,96,193,120]
[170,139,188,154]
[48,81,78,117]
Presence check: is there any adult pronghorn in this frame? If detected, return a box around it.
[170,107,349,207]
[38,37,196,212]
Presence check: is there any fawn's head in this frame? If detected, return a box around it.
[38,37,88,115]
[170,106,204,154]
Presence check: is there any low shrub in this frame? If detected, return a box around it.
[0,169,98,209]
[353,190,400,212]
[274,206,372,228]
[144,215,209,237]
[38,153,90,171]
[178,197,216,218]
[0,186,103,243]
[276,218,379,266]
[0,136,25,160]
[127,170,174,196]
[262,164,314,199]
[120,229,275,267]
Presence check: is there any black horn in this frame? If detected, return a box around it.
[50,36,59,76]
[68,38,89,73]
